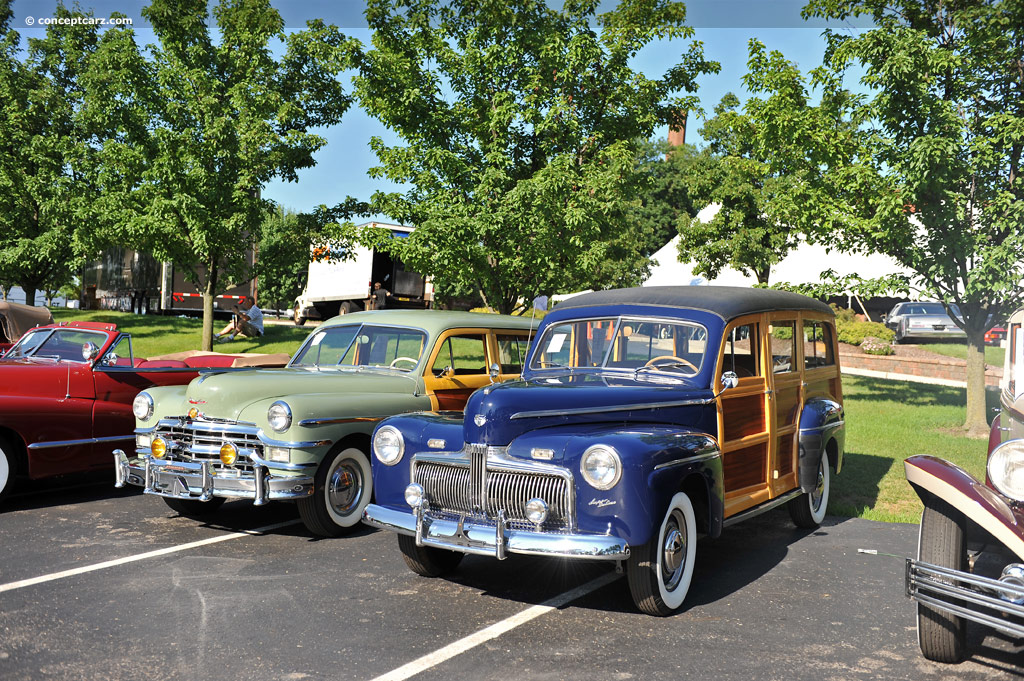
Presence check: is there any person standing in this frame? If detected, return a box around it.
[370,282,391,310]
[214,296,264,342]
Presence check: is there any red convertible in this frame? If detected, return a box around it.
[0,321,286,502]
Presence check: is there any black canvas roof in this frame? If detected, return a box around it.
[556,286,833,321]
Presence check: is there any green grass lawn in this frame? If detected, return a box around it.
[919,341,1005,367]
[832,375,998,524]
[50,308,311,358]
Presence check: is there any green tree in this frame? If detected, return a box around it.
[255,207,307,318]
[630,138,701,257]
[676,40,856,286]
[781,0,1024,435]
[115,0,354,349]
[0,4,99,306]
[352,0,718,313]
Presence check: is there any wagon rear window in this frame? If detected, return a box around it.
[531,317,706,376]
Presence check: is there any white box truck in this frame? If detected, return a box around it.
[292,222,433,325]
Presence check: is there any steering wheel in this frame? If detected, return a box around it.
[644,355,698,373]
[389,356,419,370]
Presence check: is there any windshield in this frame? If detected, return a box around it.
[6,328,106,362]
[529,317,707,376]
[290,324,427,371]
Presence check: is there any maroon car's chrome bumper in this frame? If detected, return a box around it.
[906,558,1024,638]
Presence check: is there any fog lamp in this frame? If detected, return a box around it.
[405,483,425,509]
[188,407,200,420]
[151,437,167,459]
[525,498,549,525]
[219,442,238,466]
[136,434,152,449]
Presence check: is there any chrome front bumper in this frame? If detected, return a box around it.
[363,503,629,561]
[113,450,314,506]
[906,558,1024,638]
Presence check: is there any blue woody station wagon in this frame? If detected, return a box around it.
[363,286,846,615]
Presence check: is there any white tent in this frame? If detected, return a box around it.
[644,203,911,289]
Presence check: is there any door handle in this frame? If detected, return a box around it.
[766,389,774,399]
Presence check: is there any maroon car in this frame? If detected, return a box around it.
[905,306,1024,663]
[0,321,282,502]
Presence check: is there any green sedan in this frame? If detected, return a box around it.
[115,310,536,536]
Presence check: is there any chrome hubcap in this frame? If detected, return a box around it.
[327,460,362,515]
[661,511,687,590]
[810,461,825,511]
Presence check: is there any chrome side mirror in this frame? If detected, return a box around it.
[720,371,739,391]
[489,363,501,383]
[82,342,100,361]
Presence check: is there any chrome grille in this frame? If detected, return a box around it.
[414,444,572,531]
[151,419,261,472]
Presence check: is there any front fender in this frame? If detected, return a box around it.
[904,454,1024,560]
[507,423,722,547]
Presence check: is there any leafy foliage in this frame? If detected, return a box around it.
[0,4,131,305]
[352,0,718,313]
[751,1,1024,433]
[629,139,701,257]
[675,43,859,285]
[100,0,355,348]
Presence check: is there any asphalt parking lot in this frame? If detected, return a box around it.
[1,478,1022,681]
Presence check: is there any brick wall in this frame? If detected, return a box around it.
[839,350,1003,387]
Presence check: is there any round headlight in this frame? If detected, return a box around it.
[581,444,622,490]
[133,392,154,421]
[988,439,1024,502]
[405,483,425,508]
[267,401,292,432]
[373,425,405,465]
[220,442,238,466]
[151,437,167,459]
[525,498,549,525]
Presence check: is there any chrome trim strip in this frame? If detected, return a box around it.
[144,418,331,449]
[363,504,629,561]
[297,416,382,427]
[653,448,720,471]
[28,434,133,450]
[798,419,845,435]
[511,397,714,420]
[723,488,804,527]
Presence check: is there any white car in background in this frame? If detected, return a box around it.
[884,302,966,344]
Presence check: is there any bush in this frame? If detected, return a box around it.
[860,336,895,356]
[832,305,896,345]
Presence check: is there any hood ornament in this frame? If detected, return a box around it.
[474,414,487,427]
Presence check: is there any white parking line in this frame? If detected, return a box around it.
[0,519,300,594]
[369,570,622,681]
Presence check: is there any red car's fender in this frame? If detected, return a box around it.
[905,454,1024,561]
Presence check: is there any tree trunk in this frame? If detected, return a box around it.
[23,287,36,307]
[963,327,989,437]
[200,267,219,352]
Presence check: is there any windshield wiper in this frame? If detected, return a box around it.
[634,361,697,377]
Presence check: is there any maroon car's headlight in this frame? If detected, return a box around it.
[988,440,1024,502]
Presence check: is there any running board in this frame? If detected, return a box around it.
[723,489,804,528]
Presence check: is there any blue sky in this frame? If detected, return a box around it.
[11,1,870,216]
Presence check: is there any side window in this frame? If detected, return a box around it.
[724,323,760,377]
[496,334,531,374]
[432,334,488,376]
[769,321,797,374]
[803,321,836,368]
